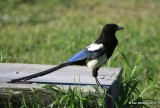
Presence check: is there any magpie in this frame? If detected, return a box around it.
[9,23,124,87]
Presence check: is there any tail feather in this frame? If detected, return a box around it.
[8,62,71,83]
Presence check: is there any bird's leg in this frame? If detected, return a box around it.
[92,68,102,88]
[95,77,101,87]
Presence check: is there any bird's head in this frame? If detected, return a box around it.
[103,23,124,33]
[96,23,124,44]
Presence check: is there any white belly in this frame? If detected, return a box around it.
[86,54,108,69]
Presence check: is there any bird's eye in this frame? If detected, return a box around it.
[109,26,112,29]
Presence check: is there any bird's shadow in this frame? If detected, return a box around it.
[13,80,109,87]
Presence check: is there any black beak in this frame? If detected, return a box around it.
[117,26,124,30]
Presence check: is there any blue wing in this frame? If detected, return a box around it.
[68,49,89,62]
[68,47,106,63]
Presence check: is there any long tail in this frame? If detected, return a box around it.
[8,62,72,83]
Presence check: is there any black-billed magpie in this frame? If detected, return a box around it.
[9,23,124,86]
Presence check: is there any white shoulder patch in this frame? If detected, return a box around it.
[87,43,104,51]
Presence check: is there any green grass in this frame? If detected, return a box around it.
[4,85,107,108]
[0,0,160,107]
